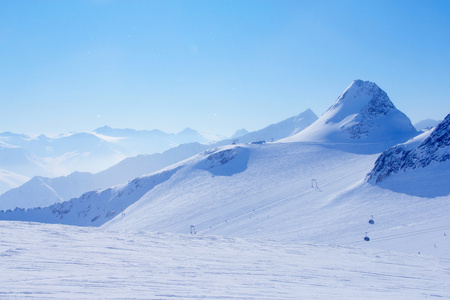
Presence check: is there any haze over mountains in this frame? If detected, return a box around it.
[0,127,216,195]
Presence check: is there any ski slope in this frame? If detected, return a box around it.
[1,221,449,299]
[100,141,450,258]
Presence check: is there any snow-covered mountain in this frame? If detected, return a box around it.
[0,109,317,210]
[2,81,448,259]
[282,80,417,144]
[366,114,450,197]
[2,81,447,260]
[231,128,249,138]
[2,80,448,299]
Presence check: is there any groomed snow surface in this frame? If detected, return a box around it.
[1,221,449,299]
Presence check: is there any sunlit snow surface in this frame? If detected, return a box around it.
[1,221,449,299]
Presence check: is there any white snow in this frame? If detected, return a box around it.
[0,221,449,299]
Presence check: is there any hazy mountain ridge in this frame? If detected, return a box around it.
[414,119,441,131]
[0,126,216,195]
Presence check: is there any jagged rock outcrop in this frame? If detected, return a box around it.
[367,114,450,183]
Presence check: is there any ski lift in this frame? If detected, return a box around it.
[364,232,370,242]
[369,215,374,225]
[190,225,196,235]
[311,179,319,189]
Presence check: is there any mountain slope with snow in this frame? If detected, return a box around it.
[282,80,417,144]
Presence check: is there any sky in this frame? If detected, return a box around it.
[1,0,449,137]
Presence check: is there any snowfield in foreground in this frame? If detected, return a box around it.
[1,221,449,299]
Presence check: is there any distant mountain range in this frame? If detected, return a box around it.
[414,119,441,131]
[0,127,217,195]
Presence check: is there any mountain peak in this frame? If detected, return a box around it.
[177,127,199,136]
[231,128,249,139]
[326,80,394,123]
[281,80,417,144]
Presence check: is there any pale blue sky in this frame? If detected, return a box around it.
[1,0,449,136]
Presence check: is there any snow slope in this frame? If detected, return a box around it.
[282,80,417,144]
[1,221,449,299]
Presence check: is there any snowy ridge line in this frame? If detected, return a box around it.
[342,224,450,246]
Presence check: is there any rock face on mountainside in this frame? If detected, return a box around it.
[282,80,417,144]
[367,114,450,183]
